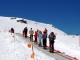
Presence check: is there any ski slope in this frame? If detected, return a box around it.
[0,16,80,60]
[0,32,56,60]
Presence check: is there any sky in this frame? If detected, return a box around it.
[0,0,80,35]
[0,17,80,60]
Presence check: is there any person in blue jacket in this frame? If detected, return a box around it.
[42,32,47,49]
[38,31,42,47]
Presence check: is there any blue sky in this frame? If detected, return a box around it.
[0,0,80,35]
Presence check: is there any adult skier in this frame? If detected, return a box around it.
[49,32,56,53]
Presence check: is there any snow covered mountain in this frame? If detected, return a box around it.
[0,16,80,60]
[0,16,66,35]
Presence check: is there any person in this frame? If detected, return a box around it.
[49,32,56,53]
[42,31,47,49]
[44,28,48,34]
[11,28,14,33]
[24,27,28,38]
[38,31,42,47]
[34,31,38,44]
[29,28,34,41]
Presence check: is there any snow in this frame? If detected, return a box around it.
[0,16,80,60]
[0,32,56,60]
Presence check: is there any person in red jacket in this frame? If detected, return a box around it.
[44,28,48,34]
[34,31,38,44]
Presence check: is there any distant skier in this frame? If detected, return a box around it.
[29,28,34,41]
[38,31,42,47]
[42,31,47,49]
[23,27,28,38]
[34,31,38,44]
[43,28,48,34]
[11,28,14,33]
[49,32,56,53]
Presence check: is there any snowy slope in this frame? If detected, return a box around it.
[0,16,66,35]
[0,16,80,60]
[0,32,56,60]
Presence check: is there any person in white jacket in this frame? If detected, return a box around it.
[29,28,34,41]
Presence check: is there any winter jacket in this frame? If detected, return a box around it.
[44,29,47,34]
[24,27,28,34]
[29,30,34,35]
[38,33,42,40]
[34,32,37,38]
[11,28,14,33]
[49,34,56,43]
[42,33,47,39]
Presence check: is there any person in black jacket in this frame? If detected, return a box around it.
[11,28,14,33]
[49,32,56,53]
[24,27,28,38]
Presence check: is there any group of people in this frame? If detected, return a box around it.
[9,27,56,53]
[23,27,56,53]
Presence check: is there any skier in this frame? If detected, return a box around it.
[34,31,38,44]
[43,28,48,34]
[11,28,14,33]
[49,32,56,53]
[42,31,47,49]
[24,27,28,38]
[38,31,42,47]
[29,28,34,41]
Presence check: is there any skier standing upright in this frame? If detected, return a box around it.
[49,32,56,53]
[42,31,47,49]
[11,27,14,33]
[29,28,34,41]
[23,27,28,38]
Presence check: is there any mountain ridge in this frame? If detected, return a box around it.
[0,16,66,35]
